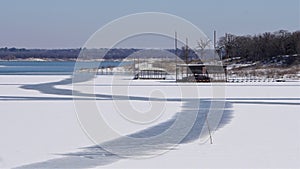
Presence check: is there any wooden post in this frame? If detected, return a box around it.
[205,116,213,144]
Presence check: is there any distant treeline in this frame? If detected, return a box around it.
[0,48,81,60]
[1,30,299,61]
[217,30,300,61]
[0,47,198,61]
[0,48,143,60]
[0,48,182,60]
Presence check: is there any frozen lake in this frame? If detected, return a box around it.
[0,75,299,168]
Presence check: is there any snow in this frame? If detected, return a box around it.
[0,75,299,168]
[108,104,300,168]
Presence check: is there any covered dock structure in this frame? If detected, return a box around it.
[134,68,167,80]
[176,64,227,82]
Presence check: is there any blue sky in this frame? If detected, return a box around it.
[0,0,299,48]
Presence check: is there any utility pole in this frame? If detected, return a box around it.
[214,30,217,50]
[214,30,218,61]
[175,31,178,80]
[185,38,189,79]
[175,31,178,62]
[185,38,189,64]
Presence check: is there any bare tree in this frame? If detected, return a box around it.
[196,39,211,62]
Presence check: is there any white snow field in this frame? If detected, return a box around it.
[0,75,299,169]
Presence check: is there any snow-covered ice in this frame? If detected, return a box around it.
[0,75,299,168]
